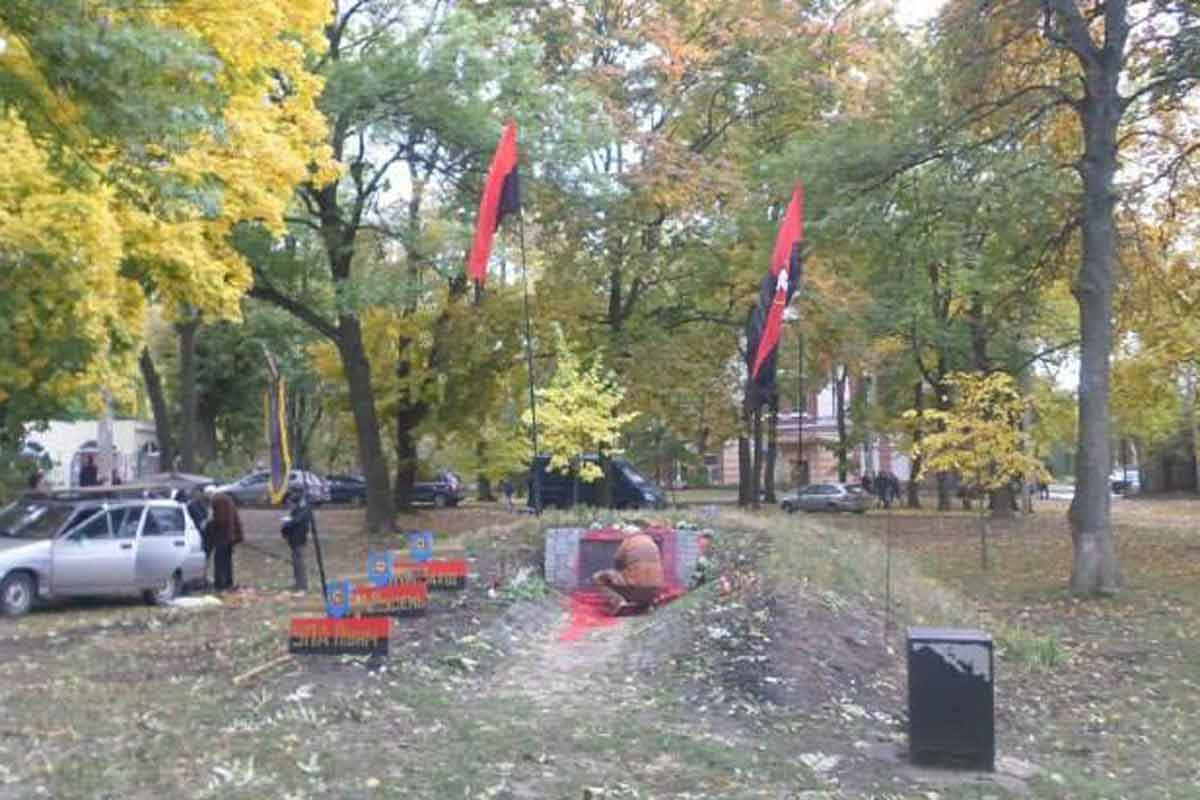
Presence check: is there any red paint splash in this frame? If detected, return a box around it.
[559,591,623,642]
[558,587,689,642]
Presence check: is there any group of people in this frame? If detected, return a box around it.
[861,469,902,508]
[77,455,122,487]
[182,486,313,594]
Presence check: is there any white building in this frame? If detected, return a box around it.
[720,377,911,487]
[22,420,160,488]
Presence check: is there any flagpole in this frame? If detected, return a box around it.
[797,329,804,490]
[518,212,542,515]
[301,467,329,604]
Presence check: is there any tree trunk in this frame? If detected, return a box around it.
[737,435,751,505]
[195,394,219,467]
[393,411,419,511]
[751,403,764,509]
[177,317,199,473]
[476,440,495,502]
[990,484,1016,520]
[1185,364,1199,494]
[834,366,848,483]
[764,392,778,503]
[738,388,753,506]
[908,381,923,509]
[139,347,175,473]
[1068,56,1124,595]
[337,318,394,532]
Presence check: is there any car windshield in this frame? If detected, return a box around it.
[0,502,75,540]
[618,463,648,486]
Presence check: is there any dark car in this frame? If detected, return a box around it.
[325,473,367,505]
[527,455,667,511]
[411,471,464,508]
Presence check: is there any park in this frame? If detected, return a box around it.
[1,1,1199,798]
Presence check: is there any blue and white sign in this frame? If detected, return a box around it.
[366,551,395,587]
[324,579,354,619]
[408,530,435,563]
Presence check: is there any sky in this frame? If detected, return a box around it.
[893,0,949,29]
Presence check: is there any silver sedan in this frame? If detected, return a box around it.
[0,498,207,617]
[780,483,872,514]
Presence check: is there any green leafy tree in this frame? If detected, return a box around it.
[530,328,637,484]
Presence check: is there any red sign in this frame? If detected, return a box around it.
[289,617,390,656]
[425,558,467,587]
[393,557,468,589]
[350,581,428,616]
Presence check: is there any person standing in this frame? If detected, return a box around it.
[500,478,515,512]
[207,488,244,592]
[79,455,99,487]
[280,490,312,593]
[186,488,213,589]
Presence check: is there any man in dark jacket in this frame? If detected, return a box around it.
[280,490,312,593]
[79,456,99,487]
[186,488,212,588]
[207,488,244,591]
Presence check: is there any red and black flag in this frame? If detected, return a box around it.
[468,121,521,287]
[747,181,805,390]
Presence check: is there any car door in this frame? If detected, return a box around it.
[51,507,136,594]
[800,485,830,512]
[135,505,188,588]
[237,473,268,505]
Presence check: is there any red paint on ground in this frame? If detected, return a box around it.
[559,586,690,642]
[560,591,623,642]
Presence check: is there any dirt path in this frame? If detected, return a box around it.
[487,601,634,716]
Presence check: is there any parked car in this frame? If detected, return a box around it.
[1110,467,1140,495]
[527,455,667,511]
[213,470,331,506]
[411,471,465,508]
[325,473,367,505]
[0,489,207,617]
[780,483,871,514]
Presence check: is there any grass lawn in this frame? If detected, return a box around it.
[0,498,1195,798]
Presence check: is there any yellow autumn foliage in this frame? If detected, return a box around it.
[0,2,334,411]
[530,328,637,483]
[906,371,1048,491]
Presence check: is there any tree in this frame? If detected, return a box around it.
[909,371,1049,515]
[531,327,637,492]
[246,1,562,527]
[932,0,1200,593]
[0,1,332,440]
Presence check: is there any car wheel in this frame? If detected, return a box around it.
[826,503,839,513]
[781,502,793,513]
[0,572,35,617]
[144,571,181,607]
[433,493,448,508]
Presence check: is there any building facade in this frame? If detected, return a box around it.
[719,378,910,488]
[22,420,161,488]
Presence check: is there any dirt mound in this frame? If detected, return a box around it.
[654,579,900,721]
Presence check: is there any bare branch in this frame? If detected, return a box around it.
[248,270,339,341]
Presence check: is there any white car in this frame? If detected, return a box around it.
[0,495,207,617]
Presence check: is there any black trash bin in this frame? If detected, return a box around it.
[907,626,995,770]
